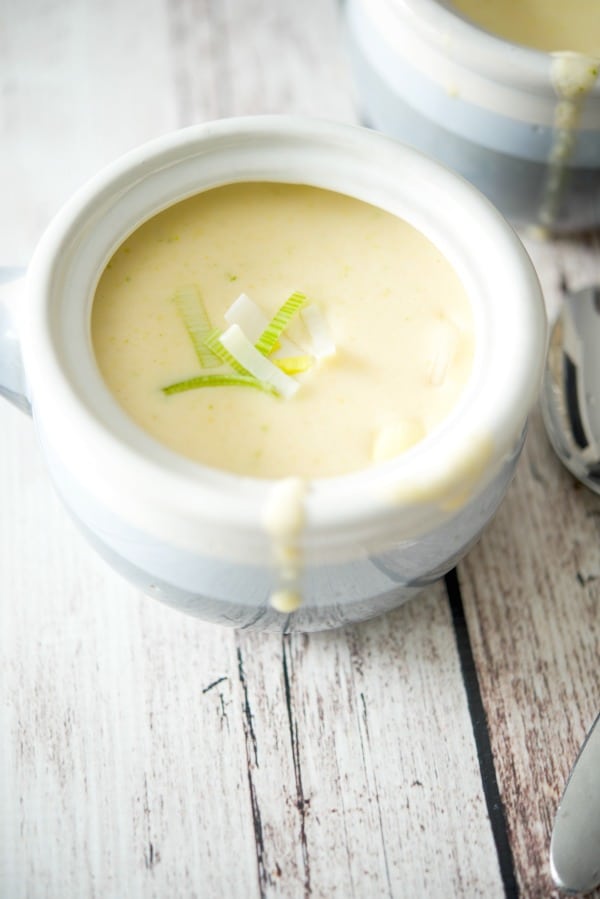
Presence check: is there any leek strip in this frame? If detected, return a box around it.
[255,291,308,356]
[162,373,277,396]
[204,328,249,375]
[224,292,269,342]
[274,355,313,375]
[172,285,220,368]
[225,292,300,357]
[301,303,336,359]
[219,324,299,399]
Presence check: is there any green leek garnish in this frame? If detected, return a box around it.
[225,292,299,357]
[163,373,278,396]
[165,288,323,401]
[173,286,220,368]
[204,328,249,375]
[254,291,308,356]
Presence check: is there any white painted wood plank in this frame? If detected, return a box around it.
[165,0,356,125]
[282,603,505,897]
[0,0,177,264]
[0,405,260,899]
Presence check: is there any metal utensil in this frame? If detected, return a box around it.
[550,712,600,894]
[542,286,600,891]
[540,285,600,494]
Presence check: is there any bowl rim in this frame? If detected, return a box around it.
[24,115,547,559]
[364,0,600,96]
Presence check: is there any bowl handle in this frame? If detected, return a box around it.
[0,267,31,415]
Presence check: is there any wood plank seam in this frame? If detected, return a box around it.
[282,636,312,898]
[357,692,394,898]
[445,568,521,899]
[236,644,271,898]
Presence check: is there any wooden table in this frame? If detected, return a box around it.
[1,2,599,897]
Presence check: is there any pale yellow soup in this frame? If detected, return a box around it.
[92,183,474,479]
[451,0,600,54]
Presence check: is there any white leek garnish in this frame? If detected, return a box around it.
[301,303,336,359]
[225,292,299,357]
[165,287,328,400]
[219,324,300,399]
[224,293,269,343]
[173,285,220,368]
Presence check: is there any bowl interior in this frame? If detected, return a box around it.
[25,117,547,558]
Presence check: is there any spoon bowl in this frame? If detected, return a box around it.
[550,712,600,894]
[542,286,600,891]
[541,285,600,494]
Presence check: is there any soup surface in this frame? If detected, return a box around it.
[451,0,600,54]
[92,183,474,478]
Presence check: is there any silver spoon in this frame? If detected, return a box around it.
[550,712,600,894]
[541,285,600,892]
[541,285,600,494]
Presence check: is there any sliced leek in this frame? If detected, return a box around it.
[172,285,220,368]
[225,292,300,357]
[224,292,269,343]
[219,324,300,398]
[168,287,324,400]
[204,328,249,375]
[274,355,313,375]
[255,291,307,356]
[163,373,278,396]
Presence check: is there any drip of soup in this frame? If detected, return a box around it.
[451,0,600,55]
[92,183,474,480]
[451,1,600,234]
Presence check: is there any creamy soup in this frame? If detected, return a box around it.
[451,0,600,54]
[92,183,474,480]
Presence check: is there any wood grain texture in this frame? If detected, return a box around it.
[2,0,600,897]
[0,400,503,898]
[460,385,600,892]
[236,602,505,898]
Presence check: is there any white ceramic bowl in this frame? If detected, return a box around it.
[0,116,546,631]
[345,0,600,232]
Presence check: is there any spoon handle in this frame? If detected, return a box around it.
[550,711,600,894]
